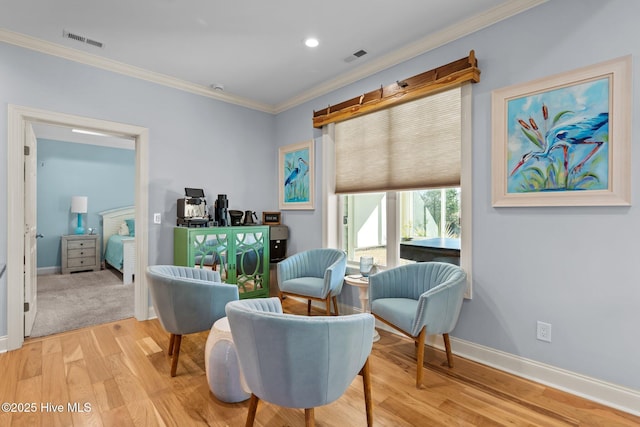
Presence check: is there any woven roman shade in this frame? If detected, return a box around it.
[334,86,462,194]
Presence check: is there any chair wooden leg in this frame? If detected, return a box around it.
[168,333,175,356]
[170,334,182,377]
[307,300,312,315]
[305,408,315,427]
[332,296,339,316]
[325,298,332,315]
[359,358,373,427]
[245,393,260,427]
[415,328,426,388]
[278,292,284,304]
[443,333,454,368]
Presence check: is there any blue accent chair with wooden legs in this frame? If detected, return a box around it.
[369,262,466,387]
[225,297,374,427]
[146,265,239,377]
[277,248,347,316]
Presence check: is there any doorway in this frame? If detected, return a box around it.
[30,124,136,337]
[6,105,150,351]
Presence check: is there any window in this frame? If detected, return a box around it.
[341,192,388,265]
[340,187,460,267]
[400,188,461,241]
[323,85,472,295]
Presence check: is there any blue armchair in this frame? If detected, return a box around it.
[369,262,467,387]
[277,248,347,315]
[225,297,374,427]
[146,265,239,376]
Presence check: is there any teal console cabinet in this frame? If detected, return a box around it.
[174,226,269,299]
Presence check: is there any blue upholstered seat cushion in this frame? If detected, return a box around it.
[371,298,418,334]
[279,277,326,298]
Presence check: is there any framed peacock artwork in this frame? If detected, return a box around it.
[279,139,314,210]
[491,56,631,207]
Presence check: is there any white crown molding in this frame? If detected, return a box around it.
[273,0,549,113]
[1,0,547,115]
[0,29,275,114]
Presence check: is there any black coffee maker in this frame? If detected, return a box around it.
[229,210,244,225]
[214,194,229,226]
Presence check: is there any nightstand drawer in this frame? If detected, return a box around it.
[68,247,96,259]
[67,256,97,268]
[67,240,96,250]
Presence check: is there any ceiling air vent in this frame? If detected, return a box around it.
[344,49,368,63]
[85,38,104,48]
[63,30,104,49]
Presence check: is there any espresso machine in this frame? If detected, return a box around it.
[177,188,209,227]
[214,194,230,226]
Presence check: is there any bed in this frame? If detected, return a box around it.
[99,206,136,285]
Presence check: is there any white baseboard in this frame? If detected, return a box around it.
[0,335,8,353]
[37,266,60,275]
[449,337,640,417]
[339,301,639,416]
[147,305,156,320]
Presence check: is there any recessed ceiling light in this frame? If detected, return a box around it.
[304,38,319,48]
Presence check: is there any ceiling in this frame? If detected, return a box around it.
[1,0,546,115]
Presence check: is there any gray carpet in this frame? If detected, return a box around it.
[30,268,134,338]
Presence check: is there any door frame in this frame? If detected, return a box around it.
[7,105,150,350]
[23,122,38,336]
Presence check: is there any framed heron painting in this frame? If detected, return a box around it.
[279,139,314,210]
[491,56,631,207]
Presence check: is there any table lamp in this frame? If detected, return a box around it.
[71,196,88,234]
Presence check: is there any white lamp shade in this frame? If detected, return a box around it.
[71,196,88,213]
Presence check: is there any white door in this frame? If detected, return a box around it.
[23,123,38,336]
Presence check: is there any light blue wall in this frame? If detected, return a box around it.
[274,0,640,392]
[36,139,135,268]
[0,40,277,337]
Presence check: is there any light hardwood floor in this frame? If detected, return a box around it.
[1,298,638,426]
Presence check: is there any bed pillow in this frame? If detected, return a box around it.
[118,222,130,236]
[125,219,135,237]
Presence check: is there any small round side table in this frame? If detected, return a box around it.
[204,317,250,403]
[344,275,380,342]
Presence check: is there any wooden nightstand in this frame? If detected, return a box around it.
[61,234,101,274]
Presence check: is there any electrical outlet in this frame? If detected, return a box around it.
[536,321,552,342]
[153,213,161,224]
